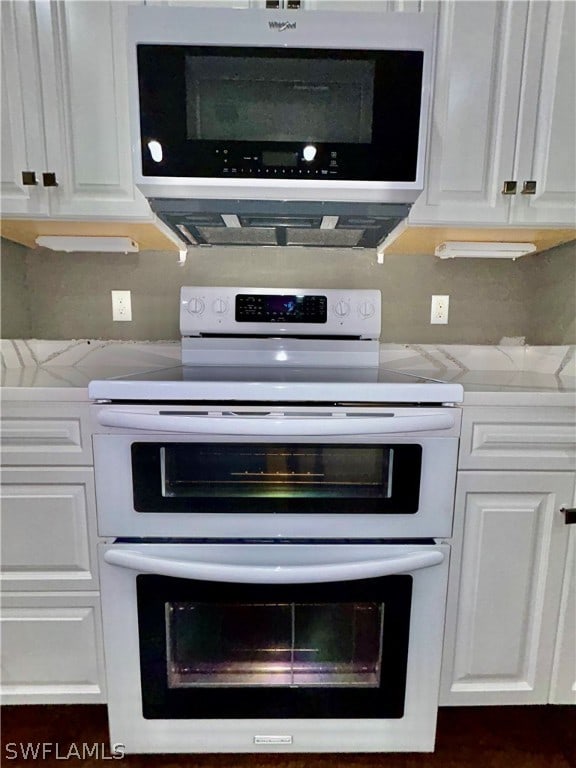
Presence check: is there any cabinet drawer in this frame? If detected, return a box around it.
[0,592,106,704]
[0,403,93,465]
[459,406,576,470]
[0,467,99,591]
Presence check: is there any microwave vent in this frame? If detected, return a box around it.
[149,198,410,250]
[196,227,277,246]
[286,228,363,247]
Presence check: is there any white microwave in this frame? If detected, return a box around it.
[128,5,435,205]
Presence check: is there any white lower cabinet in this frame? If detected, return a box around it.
[0,467,99,591]
[0,402,105,705]
[549,530,576,704]
[0,593,106,704]
[441,402,576,707]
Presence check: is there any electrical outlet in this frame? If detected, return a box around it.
[430,294,449,324]
[111,290,132,322]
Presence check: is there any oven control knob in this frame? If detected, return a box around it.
[212,298,229,315]
[333,300,350,317]
[358,301,375,319]
[187,297,205,315]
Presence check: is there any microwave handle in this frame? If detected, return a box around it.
[103,549,445,583]
[97,410,455,435]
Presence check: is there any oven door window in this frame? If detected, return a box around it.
[137,45,423,182]
[132,443,421,514]
[138,574,411,719]
[167,602,382,688]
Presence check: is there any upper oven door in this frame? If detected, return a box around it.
[128,7,434,202]
[92,405,460,538]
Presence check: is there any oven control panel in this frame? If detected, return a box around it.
[180,287,381,338]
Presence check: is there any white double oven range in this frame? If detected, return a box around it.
[89,287,463,754]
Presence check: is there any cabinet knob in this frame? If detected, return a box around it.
[501,180,517,195]
[42,172,58,187]
[521,180,537,195]
[560,507,576,525]
[22,171,38,186]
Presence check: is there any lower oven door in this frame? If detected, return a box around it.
[99,541,449,753]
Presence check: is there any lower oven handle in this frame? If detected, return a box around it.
[97,410,455,435]
[103,549,445,583]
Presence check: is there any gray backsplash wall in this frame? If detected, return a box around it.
[1,239,31,339]
[1,237,574,344]
[524,244,576,345]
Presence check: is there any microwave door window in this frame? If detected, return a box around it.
[185,56,374,144]
[137,45,423,181]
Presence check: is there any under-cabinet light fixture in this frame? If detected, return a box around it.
[35,236,139,253]
[435,241,537,260]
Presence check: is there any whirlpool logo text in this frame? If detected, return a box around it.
[269,21,297,31]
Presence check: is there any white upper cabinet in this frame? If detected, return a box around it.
[0,2,50,216]
[411,0,576,227]
[510,0,576,225]
[1,0,150,220]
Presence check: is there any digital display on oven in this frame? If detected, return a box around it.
[236,294,327,323]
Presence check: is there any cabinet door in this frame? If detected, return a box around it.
[34,0,150,219]
[410,0,527,224]
[0,467,99,592]
[549,529,576,704]
[0,1,50,216]
[0,593,106,704]
[0,403,94,466]
[511,0,576,225]
[440,471,575,705]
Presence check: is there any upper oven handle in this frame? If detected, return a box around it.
[97,410,456,436]
[103,549,445,583]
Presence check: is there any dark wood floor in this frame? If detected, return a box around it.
[1,705,574,767]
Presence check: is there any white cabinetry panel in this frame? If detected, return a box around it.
[511,0,576,225]
[441,471,574,705]
[459,407,576,472]
[0,401,105,705]
[36,0,150,218]
[0,0,150,219]
[0,593,106,704]
[549,531,576,704]
[412,0,575,227]
[0,403,93,466]
[0,1,49,216]
[411,0,525,224]
[0,468,98,591]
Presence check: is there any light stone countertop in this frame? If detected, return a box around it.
[1,340,574,406]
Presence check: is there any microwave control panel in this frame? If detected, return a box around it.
[213,146,340,178]
[180,286,381,337]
